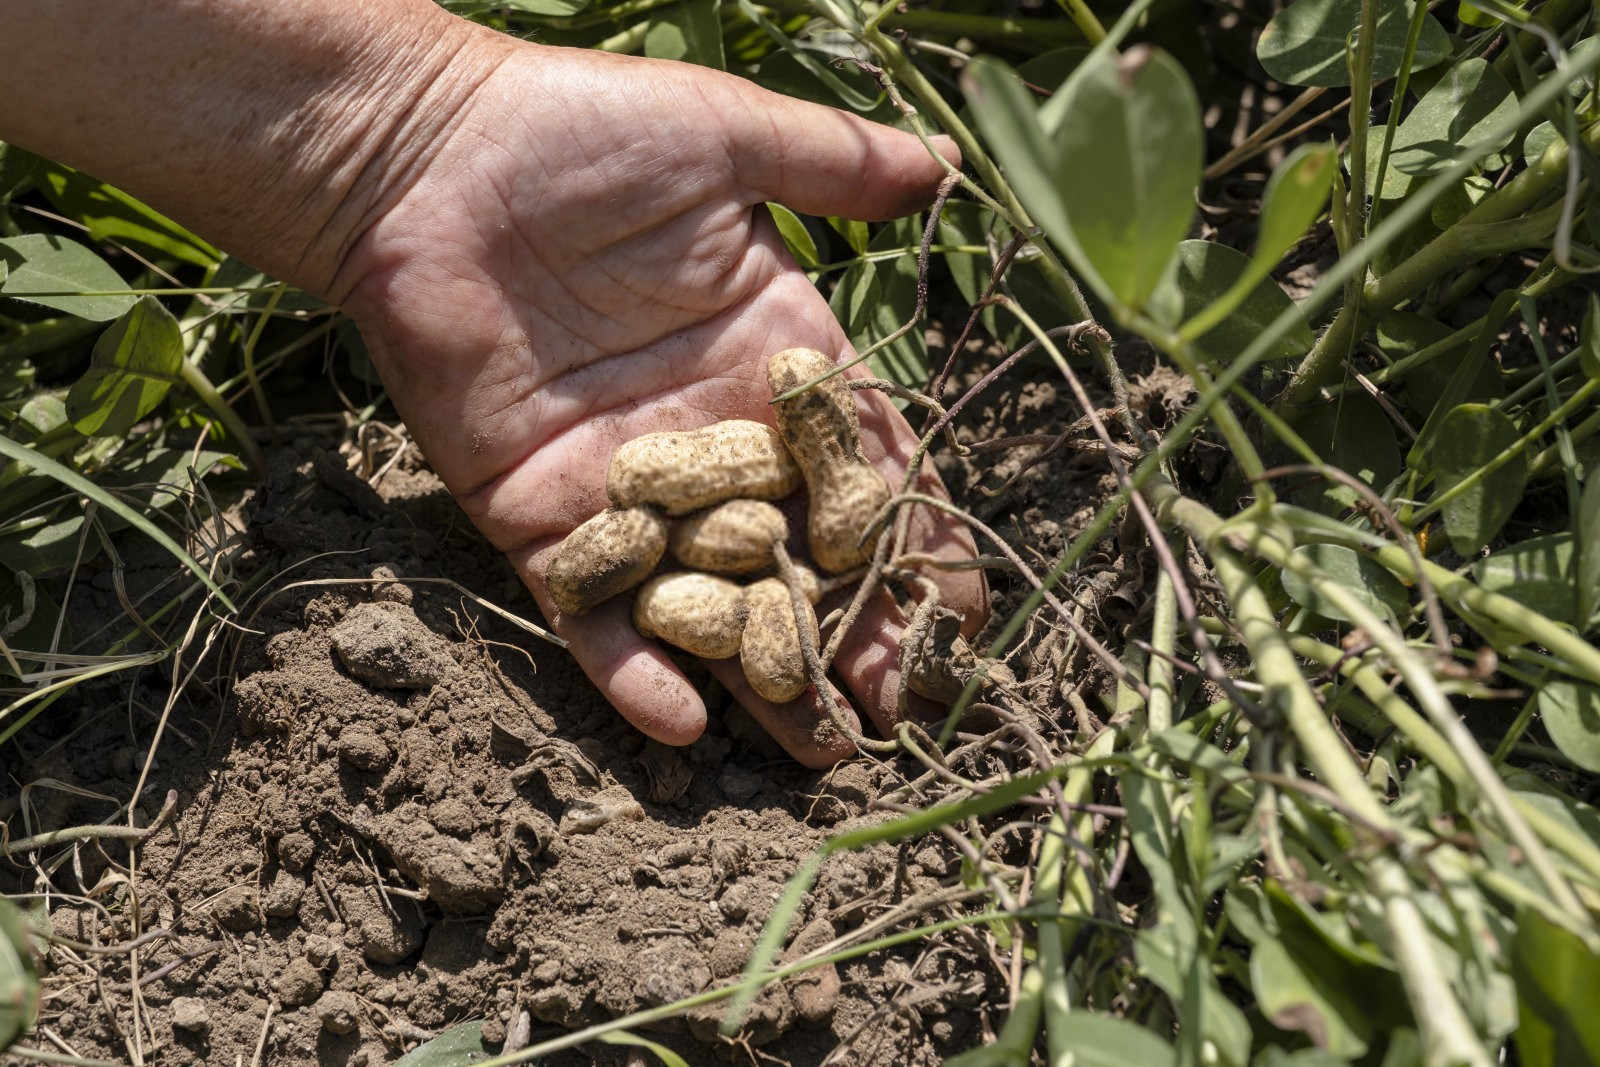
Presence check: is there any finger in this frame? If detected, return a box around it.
[705,660,860,769]
[512,543,708,747]
[719,78,961,221]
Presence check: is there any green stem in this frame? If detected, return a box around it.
[176,358,266,474]
[1362,199,1568,313]
[1147,566,1178,734]
[1202,547,1493,1065]
[1275,298,1361,413]
[1050,0,1105,43]
[1193,496,1592,925]
[846,1,1086,47]
[1344,0,1380,229]
[0,315,100,359]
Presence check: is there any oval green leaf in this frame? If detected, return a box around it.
[1512,906,1600,1067]
[1580,291,1600,384]
[1368,58,1517,200]
[1579,476,1600,628]
[963,49,1201,317]
[0,233,135,321]
[1045,47,1201,312]
[1169,240,1313,363]
[38,163,221,268]
[1256,143,1337,276]
[1473,533,1578,626]
[644,0,725,69]
[1430,402,1527,555]
[0,896,40,1051]
[767,203,820,269]
[1282,544,1411,623]
[1250,937,1372,1057]
[1291,393,1402,514]
[1257,0,1451,88]
[1538,680,1600,774]
[67,295,185,437]
[391,1021,491,1067]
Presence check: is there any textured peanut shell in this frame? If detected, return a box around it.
[607,420,803,516]
[544,507,668,616]
[632,572,747,659]
[740,571,820,704]
[670,500,789,574]
[767,348,891,573]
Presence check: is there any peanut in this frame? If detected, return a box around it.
[669,499,788,574]
[607,420,803,516]
[740,566,821,705]
[632,572,747,659]
[544,506,668,616]
[767,348,891,573]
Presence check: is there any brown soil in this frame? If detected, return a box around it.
[3,334,1148,1066]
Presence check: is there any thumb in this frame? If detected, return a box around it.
[722,77,961,221]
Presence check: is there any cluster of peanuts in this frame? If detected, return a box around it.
[544,348,892,704]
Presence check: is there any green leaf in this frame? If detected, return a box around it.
[1292,393,1401,514]
[37,164,221,268]
[1523,120,1561,165]
[1579,476,1600,627]
[0,896,39,1052]
[1511,906,1600,1067]
[643,0,724,69]
[500,0,588,14]
[1367,58,1517,200]
[828,216,928,398]
[1282,544,1411,624]
[1580,292,1600,384]
[1538,680,1600,774]
[1474,533,1580,627]
[1430,402,1527,555]
[391,1021,492,1067]
[964,49,1201,315]
[1254,143,1337,275]
[827,216,869,256]
[767,203,820,269]
[1167,240,1314,363]
[0,234,135,321]
[1256,0,1451,88]
[0,431,236,611]
[0,143,42,205]
[1048,1012,1177,1067]
[599,1030,691,1066]
[1251,938,1372,1057]
[66,296,185,436]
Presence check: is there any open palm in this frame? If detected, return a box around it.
[333,43,985,765]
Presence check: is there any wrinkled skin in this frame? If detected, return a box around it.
[332,39,987,766]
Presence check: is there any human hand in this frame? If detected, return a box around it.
[332,31,986,765]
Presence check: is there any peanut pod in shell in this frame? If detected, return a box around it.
[632,572,747,659]
[740,568,821,705]
[767,348,891,573]
[607,419,802,516]
[544,506,668,616]
[669,499,789,574]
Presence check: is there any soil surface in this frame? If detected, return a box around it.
[2,331,1154,1066]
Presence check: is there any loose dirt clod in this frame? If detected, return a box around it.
[330,600,453,689]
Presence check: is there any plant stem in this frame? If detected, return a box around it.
[1344,0,1380,231]
[176,358,265,474]
[1050,0,1105,44]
